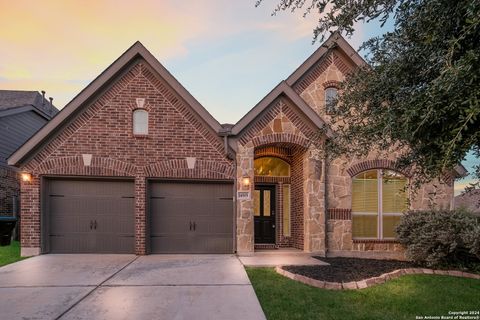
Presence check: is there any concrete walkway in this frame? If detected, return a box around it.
[239,249,329,267]
[0,254,265,320]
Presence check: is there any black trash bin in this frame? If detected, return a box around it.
[0,216,17,246]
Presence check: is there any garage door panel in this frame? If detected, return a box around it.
[49,233,95,253]
[46,179,134,254]
[151,213,190,235]
[149,181,233,254]
[150,235,193,253]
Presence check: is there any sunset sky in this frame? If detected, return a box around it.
[0,0,477,193]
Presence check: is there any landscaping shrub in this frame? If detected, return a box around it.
[396,209,480,269]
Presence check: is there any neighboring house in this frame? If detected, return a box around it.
[455,189,480,214]
[0,90,58,218]
[8,33,465,258]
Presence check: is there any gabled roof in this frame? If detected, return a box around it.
[8,41,222,166]
[0,90,58,118]
[286,31,367,87]
[231,81,334,138]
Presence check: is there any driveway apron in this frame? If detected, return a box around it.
[0,254,266,320]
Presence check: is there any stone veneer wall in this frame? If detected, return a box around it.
[325,155,454,257]
[236,99,326,254]
[294,47,454,257]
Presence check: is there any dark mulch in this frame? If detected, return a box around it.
[283,257,418,283]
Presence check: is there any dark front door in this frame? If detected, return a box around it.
[254,185,275,244]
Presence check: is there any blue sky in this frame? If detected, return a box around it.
[0,0,477,193]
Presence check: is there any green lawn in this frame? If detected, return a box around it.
[246,268,480,320]
[0,241,26,267]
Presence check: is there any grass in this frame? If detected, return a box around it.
[246,267,480,320]
[0,241,26,267]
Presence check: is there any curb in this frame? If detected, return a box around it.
[274,266,480,290]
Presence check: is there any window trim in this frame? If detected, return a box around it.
[132,109,149,136]
[324,87,338,115]
[352,169,408,240]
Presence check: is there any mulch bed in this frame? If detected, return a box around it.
[283,257,418,283]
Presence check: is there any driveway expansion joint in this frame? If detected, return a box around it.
[55,256,139,320]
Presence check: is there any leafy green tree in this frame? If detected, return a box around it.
[257,0,480,187]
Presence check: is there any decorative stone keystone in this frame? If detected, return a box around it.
[82,154,92,166]
[136,98,145,109]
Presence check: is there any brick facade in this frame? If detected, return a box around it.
[13,37,456,259]
[18,61,234,255]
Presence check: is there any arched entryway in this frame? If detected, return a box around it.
[253,145,305,250]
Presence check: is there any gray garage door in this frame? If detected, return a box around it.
[149,181,234,253]
[45,179,135,253]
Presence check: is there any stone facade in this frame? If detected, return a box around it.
[295,47,454,258]
[12,37,457,259]
[235,99,326,255]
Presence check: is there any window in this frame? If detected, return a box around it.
[325,87,338,114]
[283,184,291,236]
[133,109,148,135]
[352,169,407,239]
[254,157,290,177]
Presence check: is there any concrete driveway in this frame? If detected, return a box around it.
[0,254,266,320]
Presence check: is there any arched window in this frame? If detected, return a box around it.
[133,109,148,135]
[254,157,290,177]
[352,169,407,239]
[325,87,338,114]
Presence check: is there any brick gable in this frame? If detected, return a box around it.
[25,61,231,175]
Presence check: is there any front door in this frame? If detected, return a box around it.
[254,185,275,243]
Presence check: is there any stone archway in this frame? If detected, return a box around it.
[236,136,326,255]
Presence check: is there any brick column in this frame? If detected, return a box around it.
[20,174,41,256]
[134,176,146,255]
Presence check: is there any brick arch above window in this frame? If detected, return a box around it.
[252,133,310,149]
[322,80,340,89]
[254,146,292,163]
[346,159,411,178]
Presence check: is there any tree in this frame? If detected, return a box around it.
[257,0,480,188]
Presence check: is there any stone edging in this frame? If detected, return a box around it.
[275,266,480,290]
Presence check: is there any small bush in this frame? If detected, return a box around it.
[396,209,480,268]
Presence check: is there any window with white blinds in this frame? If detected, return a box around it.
[352,169,407,239]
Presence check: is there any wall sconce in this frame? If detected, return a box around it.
[21,172,32,182]
[242,176,251,188]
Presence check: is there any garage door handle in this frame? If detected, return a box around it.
[189,221,192,231]
[90,220,93,230]
[193,222,196,231]
[94,220,97,230]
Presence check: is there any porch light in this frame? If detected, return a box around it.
[242,176,251,188]
[21,172,32,182]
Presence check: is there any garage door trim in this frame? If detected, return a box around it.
[41,175,135,254]
[146,178,235,254]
